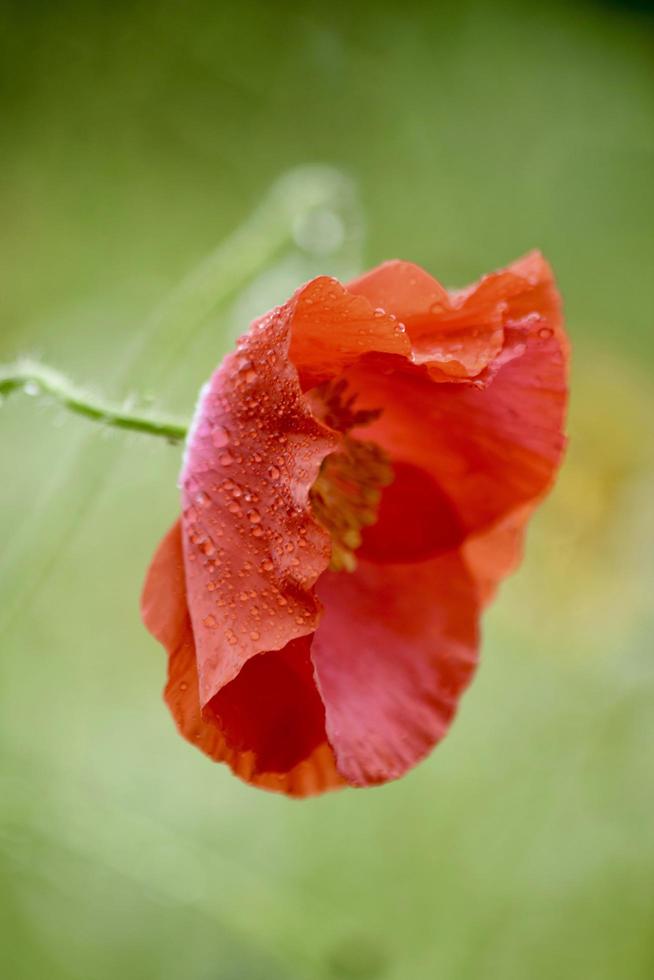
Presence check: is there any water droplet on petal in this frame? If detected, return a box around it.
[212,426,229,449]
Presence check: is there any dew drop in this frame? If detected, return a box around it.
[219,451,234,466]
[203,614,217,629]
[211,426,229,449]
[538,326,553,340]
[248,510,261,524]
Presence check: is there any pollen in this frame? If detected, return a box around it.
[310,435,393,572]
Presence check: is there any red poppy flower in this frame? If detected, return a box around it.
[141,251,569,797]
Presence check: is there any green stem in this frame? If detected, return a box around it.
[0,360,189,442]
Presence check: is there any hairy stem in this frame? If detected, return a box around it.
[0,360,189,442]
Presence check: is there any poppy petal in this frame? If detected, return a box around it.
[179,300,338,711]
[141,519,227,763]
[288,274,411,387]
[180,275,415,712]
[141,521,343,796]
[461,503,534,605]
[206,635,328,775]
[344,253,568,573]
[311,555,479,786]
[348,260,504,379]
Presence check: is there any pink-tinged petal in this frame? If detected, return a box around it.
[311,555,479,787]
[180,302,338,710]
[141,521,343,796]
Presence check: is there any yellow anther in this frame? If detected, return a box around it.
[310,436,393,572]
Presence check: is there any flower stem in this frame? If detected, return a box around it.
[0,360,188,442]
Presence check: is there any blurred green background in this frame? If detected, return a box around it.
[1,1,653,978]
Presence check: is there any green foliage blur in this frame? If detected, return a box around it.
[1,1,653,978]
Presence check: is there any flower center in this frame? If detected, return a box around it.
[308,379,393,572]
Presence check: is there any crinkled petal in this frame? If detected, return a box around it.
[311,555,479,786]
[348,259,504,379]
[346,252,568,593]
[141,521,344,796]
